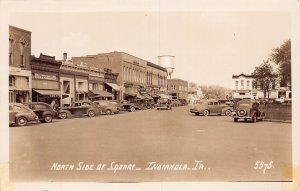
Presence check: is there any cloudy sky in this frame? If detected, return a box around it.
[9,11,290,88]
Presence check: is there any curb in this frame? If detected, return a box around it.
[264,119,292,123]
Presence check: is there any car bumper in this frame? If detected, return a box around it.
[231,112,252,119]
[190,109,200,113]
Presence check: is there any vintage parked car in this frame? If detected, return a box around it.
[93,100,119,115]
[190,99,233,116]
[122,99,148,112]
[23,102,58,123]
[58,101,101,119]
[9,103,39,126]
[170,99,182,107]
[157,98,172,110]
[231,100,265,122]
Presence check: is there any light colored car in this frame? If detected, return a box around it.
[190,99,233,116]
[93,100,119,115]
[9,103,39,126]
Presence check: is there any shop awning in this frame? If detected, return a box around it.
[76,90,88,94]
[136,93,146,100]
[150,93,160,98]
[142,94,153,100]
[158,94,171,99]
[105,82,120,91]
[89,90,114,97]
[34,89,61,96]
[124,89,137,97]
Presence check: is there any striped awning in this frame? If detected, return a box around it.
[142,94,154,100]
[33,89,60,96]
[105,82,120,91]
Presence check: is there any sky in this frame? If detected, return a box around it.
[9,11,291,88]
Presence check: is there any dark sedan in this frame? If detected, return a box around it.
[58,101,101,119]
[23,102,58,123]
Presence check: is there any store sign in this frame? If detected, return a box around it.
[34,73,57,81]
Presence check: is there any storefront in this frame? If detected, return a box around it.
[31,54,62,106]
[75,74,89,101]
[9,66,31,103]
[60,73,75,107]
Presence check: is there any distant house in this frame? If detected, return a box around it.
[231,73,291,101]
[187,86,203,104]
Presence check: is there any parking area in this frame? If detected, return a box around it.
[10,106,292,182]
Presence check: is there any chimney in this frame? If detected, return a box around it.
[63,53,67,61]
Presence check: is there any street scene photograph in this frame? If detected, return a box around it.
[1,1,298,190]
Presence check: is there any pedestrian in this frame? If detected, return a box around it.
[50,99,58,110]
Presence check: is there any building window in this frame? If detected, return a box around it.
[172,85,176,90]
[19,37,27,68]
[9,36,14,66]
[241,80,244,87]
[9,76,15,87]
[63,81,70,94]
[235,80,238,89]
[247,80,250,89]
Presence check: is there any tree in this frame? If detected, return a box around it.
[199,85,231,100]
[270,39,291,87]
[252,61,278,100]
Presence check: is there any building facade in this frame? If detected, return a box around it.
[59,54,118,106]
[72,51,167,101]
[31,54,62,105]
[167,79,188,100]
[9,26,32,103]
[232,73,290,100]
[187,86,203,104]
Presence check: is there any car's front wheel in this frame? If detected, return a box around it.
[88,110,96,117]
[105,109,112,115]
[43,114,53,123]
[59,112,68,119]
[130,106,136,112]
[16,117,27,126]
[203,110,209,116]
[234,118,238,122]
[225,109,232,116]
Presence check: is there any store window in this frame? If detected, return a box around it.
[9,76,15,87]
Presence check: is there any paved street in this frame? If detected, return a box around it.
[9,106,292,182]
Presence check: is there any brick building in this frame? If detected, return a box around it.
[167,78,188,100]
[59,54,118,106]
[31,54,62,105]
[9,25,32,103]
[72,51,167,101]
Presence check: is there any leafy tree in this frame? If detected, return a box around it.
[199,85,231,100]
[252,61,278,100]
[270,39,291,87]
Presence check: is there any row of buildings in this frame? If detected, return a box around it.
[9,25,193,106]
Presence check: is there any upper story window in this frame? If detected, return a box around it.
[246,80,250,89]
[235,80,238,89]
[19,37,28,68]
[172,85,176,90]
[9,35,15,66]
[241,80,244,87]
